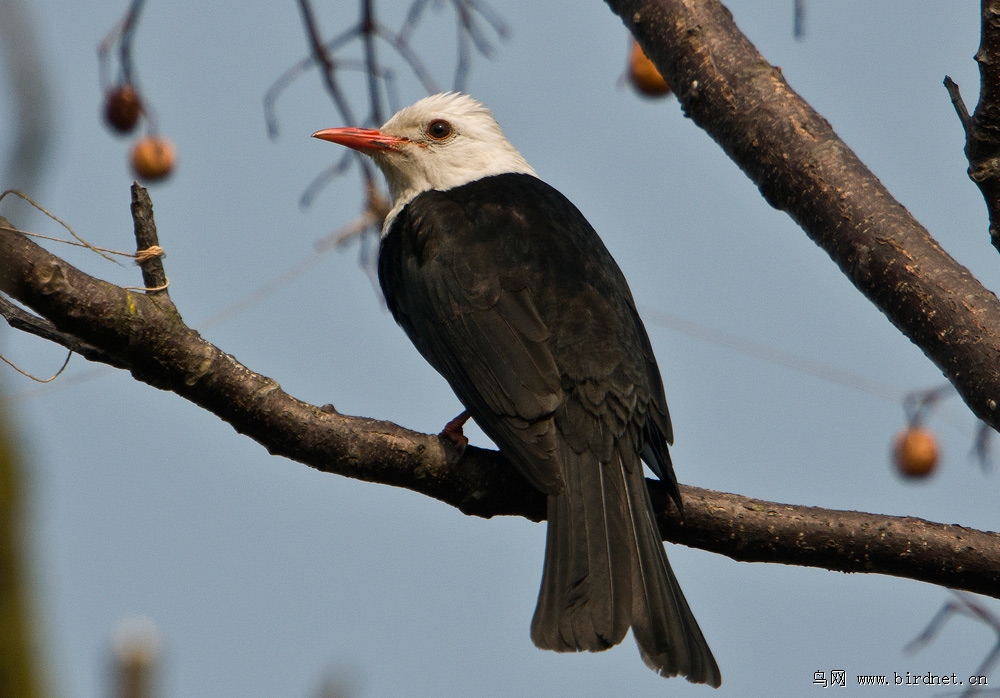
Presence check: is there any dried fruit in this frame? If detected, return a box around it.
[628,41,670,98]
[130,136,175,182]
[893,427,939,478]
[104,84,143,134]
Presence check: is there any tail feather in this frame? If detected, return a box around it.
[622,450,722,686]
[531,439,720,687]
[531,444,631,651]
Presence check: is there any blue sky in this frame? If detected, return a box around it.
[2,2,997,697]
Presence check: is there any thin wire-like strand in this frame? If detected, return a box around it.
[0,349,71,383]
[0,189,123,265]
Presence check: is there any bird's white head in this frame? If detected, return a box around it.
[313,93,537,231]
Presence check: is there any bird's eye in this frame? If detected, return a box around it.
[427,119,453,140]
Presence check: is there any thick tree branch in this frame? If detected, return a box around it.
[1,202,998,598]
[606,0,1000,432]
[655,487,1000,598]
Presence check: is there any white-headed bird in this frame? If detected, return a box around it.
[314,93,720,686]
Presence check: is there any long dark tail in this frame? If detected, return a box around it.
[530,442,721,687]
[622,448,721,685]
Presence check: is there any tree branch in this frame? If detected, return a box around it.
[947,0,1000,254]
[605,0,1000,433]
[1,195,998,598]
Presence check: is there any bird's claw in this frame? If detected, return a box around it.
[438,410,471,457]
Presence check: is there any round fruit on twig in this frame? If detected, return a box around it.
[104,84,143,134]
[628,41,671,98]
[893,427,939,479]
[130,136,175,182]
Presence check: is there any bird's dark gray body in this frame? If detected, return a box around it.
[378,172,720,685]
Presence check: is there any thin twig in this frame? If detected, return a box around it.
[263,27,357,139]
[0,293,120,366]
[296,0,358,126]
[905,592,1000,698]
[361,0,385,125]
[130,183,171,302]
[944,75,972,132]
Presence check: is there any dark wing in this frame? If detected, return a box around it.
[378,175,565,493]
[379,174,717,683]
[378,173,674,498]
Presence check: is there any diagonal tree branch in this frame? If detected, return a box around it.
[605,0,1000,434]
[0,188,998,599]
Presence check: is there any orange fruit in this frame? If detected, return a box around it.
[628,41,670,97]
[893,427,939,478]
[130,136,175,182]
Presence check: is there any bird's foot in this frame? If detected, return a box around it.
[438,410,471,455]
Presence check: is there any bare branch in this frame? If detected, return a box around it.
[295,0,357,126]
[944,75,972,131]
[606,0,1000,433]
[97,0,146,89]
[1,203,998,598]
[905,592,1000,697]
[129,184,171,303]
[0,294,119,367]
[657,487,1000,599]
[945,0,1000,254]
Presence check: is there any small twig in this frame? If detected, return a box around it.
[946,2,1000,254]
[905,591,1000,698]
[793,0,806,41]
[382,28,441,94]
[117,0,146,85]
[296,0,358,126]
[973,421,995,471]
[944,76,972,132]
[263,27,357,139]
[903,383,954,426]
[130,183,171,302]
[295,0,379,188]
[314,189,388,253]
[454,5,472,90]
[268,0,507,280]
[97,0,155,134]
[0,294,120,366]
[457,1,505,57]
[299,153,354,209]
[0,226,134,258]
[360,0,385,125]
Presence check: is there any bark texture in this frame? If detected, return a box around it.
[1,185,998,599]
[606,0,1000,430]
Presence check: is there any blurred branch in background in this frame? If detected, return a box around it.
[0,396,46,698]
[97,1,177,183]
[0,0,53,221]
[905,592,1000,698]
[266,0,507,280]
[0,3,52,697]
[111,617,159,698]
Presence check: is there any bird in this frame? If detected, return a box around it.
[313,92,720,686]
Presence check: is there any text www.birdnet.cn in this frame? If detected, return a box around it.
[813,670,989,688]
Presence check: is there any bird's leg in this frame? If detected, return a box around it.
[439,410,471,451]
